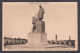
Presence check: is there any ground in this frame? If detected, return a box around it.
[3,44,75,51]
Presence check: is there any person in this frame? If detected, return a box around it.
[32,17,35,24]
[37,5,45,20]
[32,17,36,32]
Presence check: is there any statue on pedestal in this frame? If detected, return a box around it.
[28,5,47,45]
[32,5,45,33]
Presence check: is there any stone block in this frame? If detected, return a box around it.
[36,21,45,33]
[27,32,47,46]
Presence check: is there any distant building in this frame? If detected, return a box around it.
[4,37,27,46]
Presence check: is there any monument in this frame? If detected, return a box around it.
[27,5,47,46]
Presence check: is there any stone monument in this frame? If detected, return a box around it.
[27,5,47,46]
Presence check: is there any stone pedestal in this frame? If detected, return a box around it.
[36,21,45,33]
[26,6,48,47]
[27,32,47,46]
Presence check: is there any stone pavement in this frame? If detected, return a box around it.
[4,44,75,51]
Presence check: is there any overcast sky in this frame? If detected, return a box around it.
[2,2,77,41]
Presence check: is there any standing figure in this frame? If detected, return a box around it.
[37,5,45,20]
[32,17,36,32]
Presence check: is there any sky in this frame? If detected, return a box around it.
[2,2,77,41]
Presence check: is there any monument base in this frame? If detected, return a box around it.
[27,32,48,47]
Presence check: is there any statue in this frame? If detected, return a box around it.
[28,5,47,45]
[32,17,36,32]
[32,5,45,33]
[37,5,45,20]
